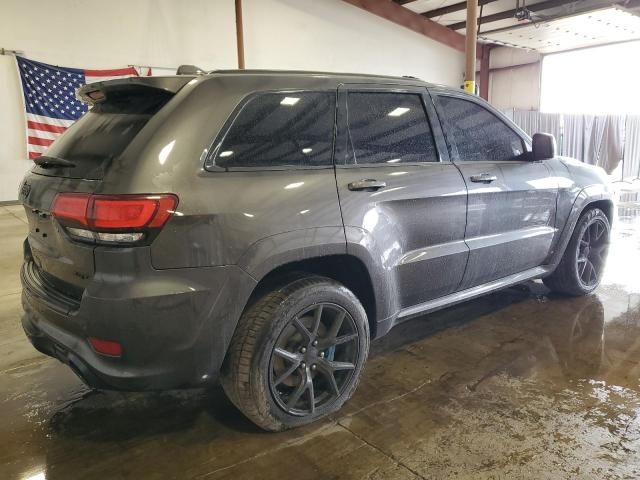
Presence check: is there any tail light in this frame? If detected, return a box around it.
[51,193,178,245]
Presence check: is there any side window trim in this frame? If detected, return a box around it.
[203,89,338,172]
[335,84,446,168]
[432,91,530,162]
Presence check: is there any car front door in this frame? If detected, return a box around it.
[335,85,469,312]
[432,90,559,289]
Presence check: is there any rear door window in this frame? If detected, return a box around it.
[36,87,174,179]
[345,92,438,165]
[436,96,525,161]
[212,91,336,169]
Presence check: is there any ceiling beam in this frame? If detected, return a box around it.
[341,0,482,57]
[423,0,498,19]
[448,0,578,30]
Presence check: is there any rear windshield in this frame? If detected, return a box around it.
[34,87,173,180]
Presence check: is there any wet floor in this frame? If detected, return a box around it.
[1,203,640,479]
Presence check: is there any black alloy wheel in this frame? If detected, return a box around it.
[543,207,611,296]
[576,217,609,288]
[269,303,359,415]
[220,275,369,431]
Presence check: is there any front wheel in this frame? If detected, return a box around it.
[543,207,610,296]
[220,276,370,431]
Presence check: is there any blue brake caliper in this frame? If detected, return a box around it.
[326,345,336,361]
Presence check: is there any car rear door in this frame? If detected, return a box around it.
[431,89,559,289]
[335,84,469,310]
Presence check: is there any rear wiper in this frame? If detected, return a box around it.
[34,155,76,169]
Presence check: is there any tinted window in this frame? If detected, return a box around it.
[40,87,174,180]
[437,96,525,161]
[215,92,335,168]
[346,92,438,164]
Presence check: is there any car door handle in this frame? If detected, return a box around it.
[348,179,387,191]
[469,173,497,183]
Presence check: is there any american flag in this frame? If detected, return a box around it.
[16,57,140,160]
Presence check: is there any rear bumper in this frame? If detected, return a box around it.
[20,246,257,391]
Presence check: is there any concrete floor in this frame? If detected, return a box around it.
[1,204,640,480]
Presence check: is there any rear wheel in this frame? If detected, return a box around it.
[221,276,369,431]
[543,208,610,296]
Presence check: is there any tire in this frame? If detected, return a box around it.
[543,207,610,296]
[220,275,370,431]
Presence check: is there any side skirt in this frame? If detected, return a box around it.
[378,266,553,333]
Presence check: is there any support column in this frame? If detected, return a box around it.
[464,0,478,94]
[235,0,245,69]
[479,45,490,100]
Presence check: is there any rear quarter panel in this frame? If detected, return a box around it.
[87,75,348,270]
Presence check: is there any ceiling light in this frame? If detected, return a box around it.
[388,107,410,117]
[302,148,313,154]
[284,181,304,190]
[386,158,401,163]
[219,150,233,157]
[280,97,300,106]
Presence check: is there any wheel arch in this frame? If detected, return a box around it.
[546,185,614,268]
[584,198,614,225]
[246,254,379,338]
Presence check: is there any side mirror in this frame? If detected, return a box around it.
[531,132,556,161]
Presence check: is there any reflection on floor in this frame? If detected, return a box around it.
[1,204,639,480]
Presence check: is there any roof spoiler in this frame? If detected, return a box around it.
[77,76,194,106]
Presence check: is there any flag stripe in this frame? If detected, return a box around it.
[26,113,75,127]
[28,129,61,140]
[85,67,138,77]
[28,136,55,147]
[27,120,67,134]
[28,151,42,159]
[28,144,48,154]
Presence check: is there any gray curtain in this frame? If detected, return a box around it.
[623,116,640,180]
[582,115,625,174]
[513,110,538,137]
[510,111,632,177]
[562,114,584,160]
[512,111,562,140]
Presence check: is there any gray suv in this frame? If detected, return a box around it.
[19,70,613,431]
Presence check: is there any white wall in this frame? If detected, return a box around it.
[0,0,464,202]
[488,47,541,112]
[243,0,464,85]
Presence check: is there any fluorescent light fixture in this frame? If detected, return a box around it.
[299,209,310,214]
[243,212,254,218]
[280,96,300,106]
[219,150,234,158]
[386,158,401,163]
[284,181,304,190]
[389,171,408,176]
[302,148,313,154]
[388,107,410,117]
